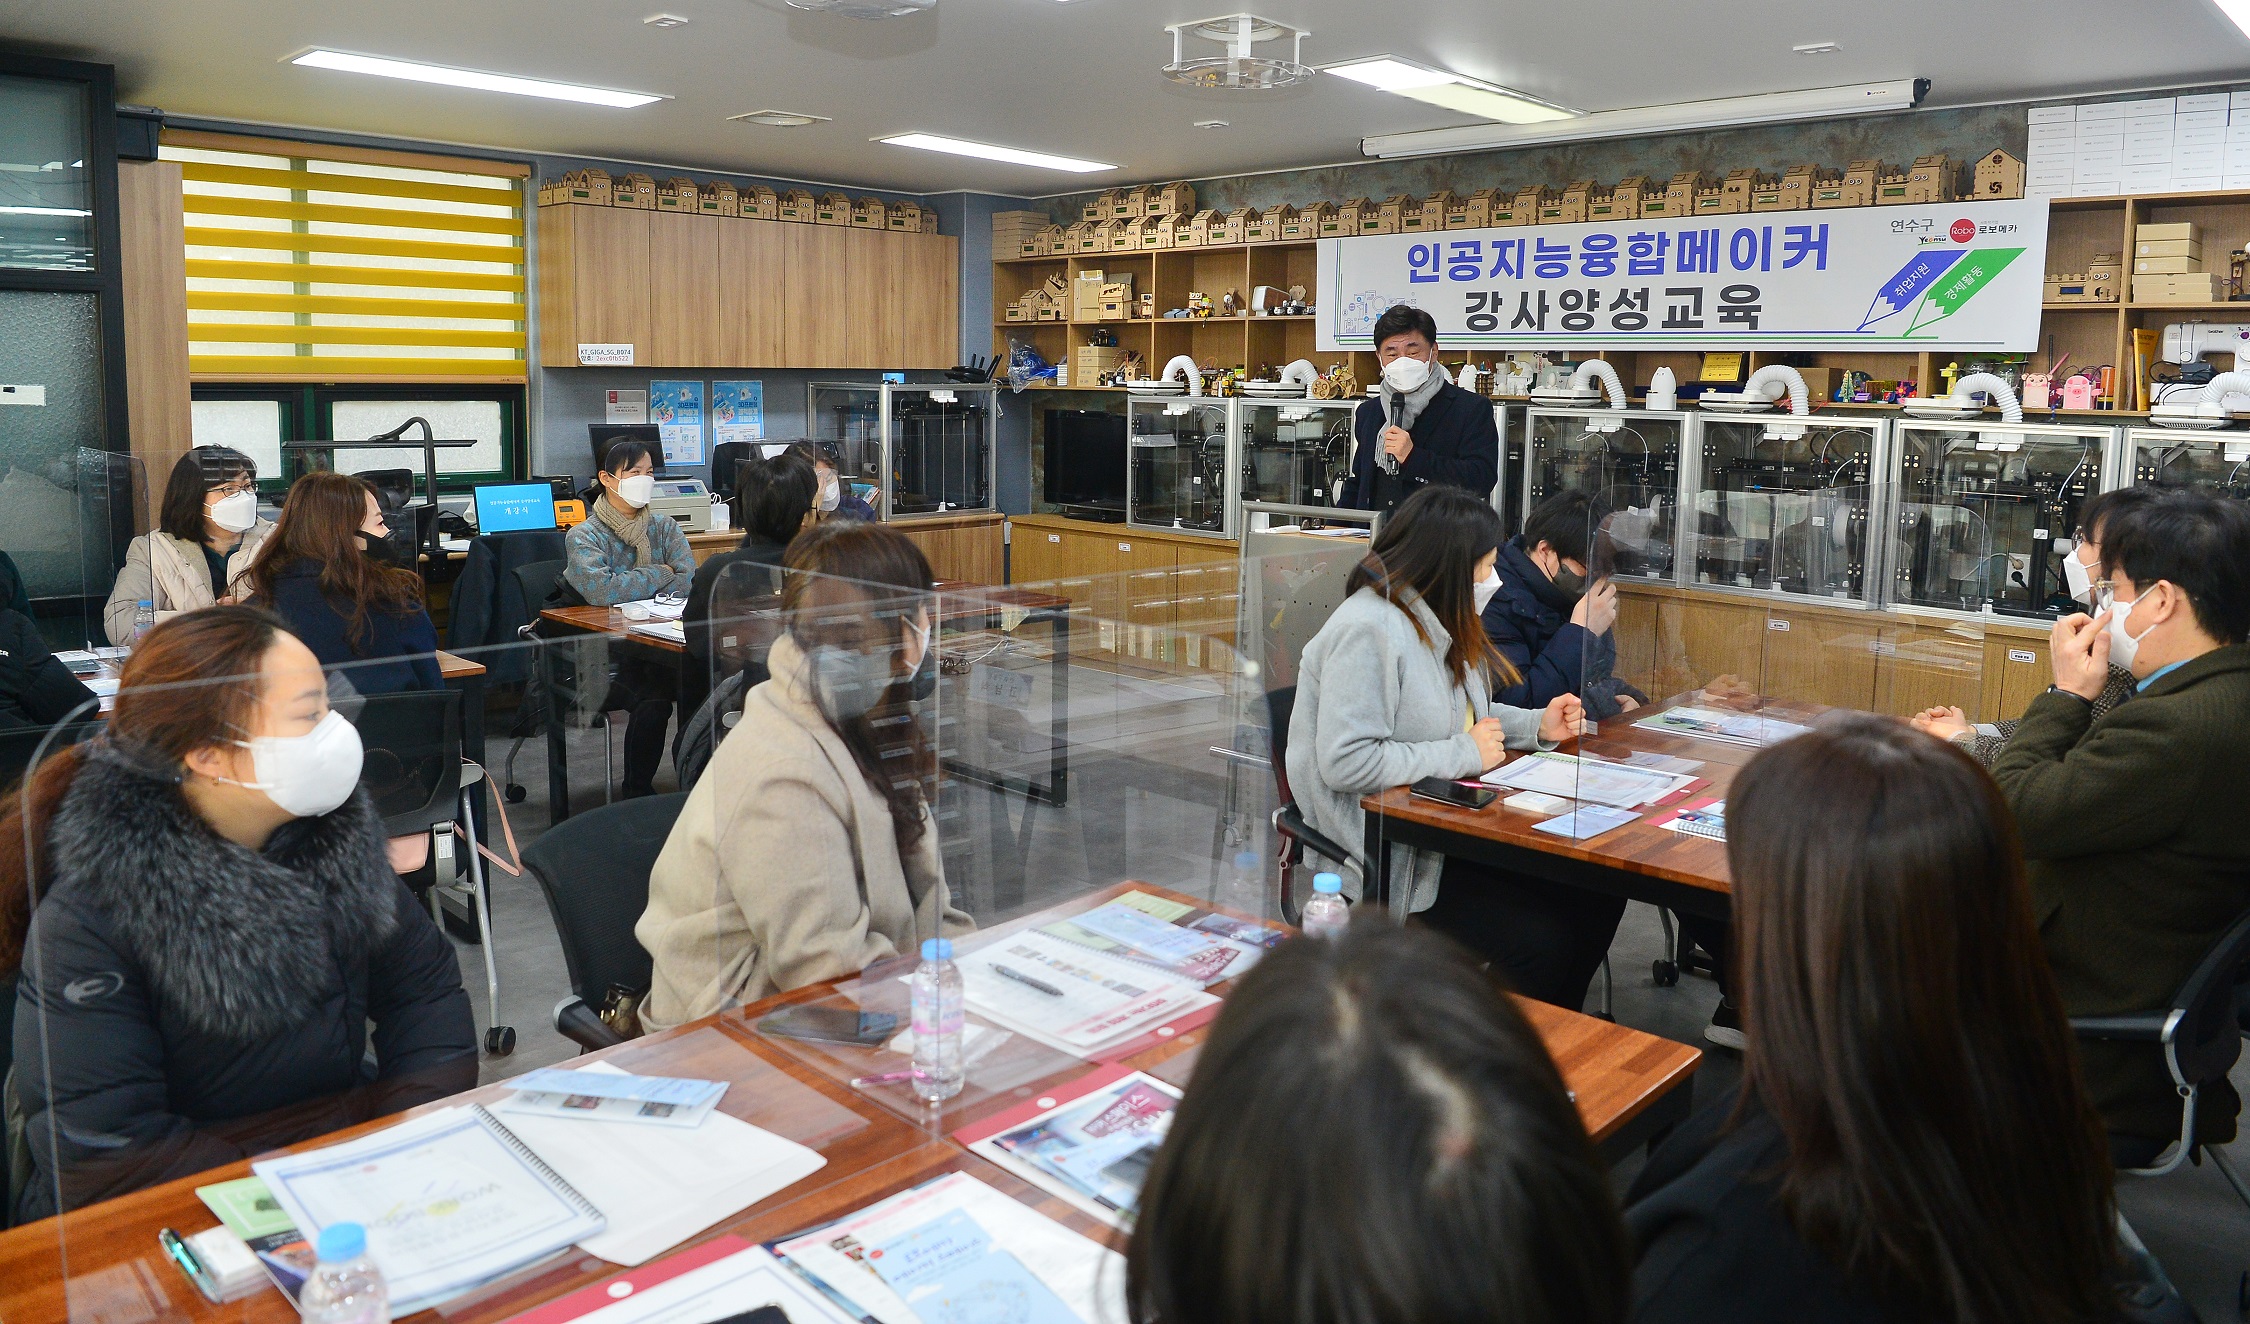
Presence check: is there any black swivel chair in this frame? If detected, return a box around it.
[708,442,755,502]
[502,558,633,808]
[525,793,685,1051]
[2074,904,2250,1215]
[1262,686,1359,926]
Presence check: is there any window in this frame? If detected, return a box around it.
[159,131,527,382]
[189,384,524,491]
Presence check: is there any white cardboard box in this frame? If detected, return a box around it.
[2169,177,2222,194]
[2180,93,2230,114]
[2123,164,2174,189]
[2225,173,2250,189]
[2074,149,2125,172]
[2174,147,2225,171]
[2233,90,2250,109]
[2176,110,2229,131]
[2029,104,2078,124]
[2029,121,2077,146]
[2175,125,2229,151]
[2122,97,2177,116]
[2072,177,2122,197]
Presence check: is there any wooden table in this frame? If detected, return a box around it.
[533,583,1075,821]
[1358,701,1796,922]
[0,883,1696,1324]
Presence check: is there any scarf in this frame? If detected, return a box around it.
[593,492,656,567]
[1379,361,1450,430]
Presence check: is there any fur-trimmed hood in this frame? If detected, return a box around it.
[45,744,400,1041]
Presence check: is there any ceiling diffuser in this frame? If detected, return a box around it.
[1161,13,1312,91]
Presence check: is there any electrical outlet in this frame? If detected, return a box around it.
[0,385,47,406]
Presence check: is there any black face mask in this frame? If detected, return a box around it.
[360,529,402,565]
[1549,565,1585,598]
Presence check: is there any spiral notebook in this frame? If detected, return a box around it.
[252,1104,605,1314]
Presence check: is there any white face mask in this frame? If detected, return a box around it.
[216,709,364,819]
[207,490,258,534]
[819,477,842,512]
[2062,542,2096,606]
[1381,355,1433,394]
[2105,588,2160,674]
[1473,568,1502,617]
[615,473,656,509]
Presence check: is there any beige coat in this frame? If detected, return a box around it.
[636,631,973,1032]
[102,524,274,645]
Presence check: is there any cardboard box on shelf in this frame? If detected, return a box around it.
[1072,272,1106,321]
[1268,202,1307,239]
[1111,188,1145,219]
[2135,238,2203,261]
[1218,207,1252,243]
[1973,149,2026,199]
[1100,218,1137,251]
[1082,190,1122,223]
[1692,180,1739,216]
[1098,297,1130,320]
[1656,171,1711,218]
[776,189,815,222]
[1776,163,1825,209]
[2134,254,2204,274]
[1718,168,1768,213]
[1512,184,1557,222]
[543,168,611,206]
[697,181,739,217]
[1186,208,1225,245]
[1446,187,1503,229]
[1073,345,1124,382]
[1874,166,1914,205]
[738,186,778,221]
[1593,178,1645,221]
[2044,266,2120,302]
[1405,190,1453,232]
[1136,215,1173,249]
[2136,221,2201,242]
[1242,205,1279,243]
[1815,159,1885,209]
[1369,195,1412,233]
[612,173,657,210]
[1330,199,1373,236]
[885,200,924,232]
[813,192,852,225]
[656,177,699,212]
[1544,179,1596,224]
[1169,213,1205,247]
[1905,154,1958,203]
[1148,182,1197,217]
[851,196,887,228]
[2134,273,2222,302]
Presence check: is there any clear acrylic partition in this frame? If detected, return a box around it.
[1687,416,1881,604]
[1524,407,1685,587]
[1236,398,1359,511]
[1888,419,2112,621]
[2123,426,2250,501]
[1496,400,1529,543]
[805,382,998,520]
[1126,395,1235,538]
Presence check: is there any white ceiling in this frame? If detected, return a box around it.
[11,0,2250,194]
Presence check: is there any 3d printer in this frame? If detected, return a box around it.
[1688,417,1883,603]
[1887,420,2115,618]
[806,381,998,519]
[1126,395,1237,538]
[1524,406,1687,581]
[1236,398,1360,510]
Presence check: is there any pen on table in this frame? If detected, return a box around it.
[850,1068,919,1089]
[158,1227,217,1302]
[992,963,1065,997]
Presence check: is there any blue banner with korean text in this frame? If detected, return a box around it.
[1313,199,2047,352]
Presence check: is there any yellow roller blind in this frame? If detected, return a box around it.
[160,133,527,382]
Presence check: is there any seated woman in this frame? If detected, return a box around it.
[243,471,442,694]
[1128,919,1629,1324]
[103,446,272,645]
[1288,484,1595,1005]
[1625,713,2120,1324]
[679,450,819,723]
[5,607,475,1221]
[789,442,877,523]
[636,521,972,1033]
[0,605,96,732]
[564,437,699,796]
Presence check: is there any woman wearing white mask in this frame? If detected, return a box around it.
[1345,305,1499,514]
[102,446,276,645]
[637,521,973,1033]
[1288,486,1607,1007]
[563,437,701,796]
[3,607,475,1220]
[1911,488,2151,765]
[788,441,878,523]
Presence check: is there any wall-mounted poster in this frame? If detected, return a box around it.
[712,381,765,448]
[649,380,705,466]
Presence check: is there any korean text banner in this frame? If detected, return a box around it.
[1314,199,2048,353]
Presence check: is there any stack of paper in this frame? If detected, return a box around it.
[957,930,1217,1058]
[495,1067,725,1128]
[506,1239,858,1324]
[1037,893,1277,987]
[1633,705,1812,748]
[773,1172,1125,1324]
[959,1066,1181,1229]
[1481,751,1696,809]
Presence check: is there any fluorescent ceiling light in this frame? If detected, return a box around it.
[877,132,1114,173]
[2217,0,2250,39]
[1364,78,1927,159]
[0,206,92,217]
[289,50,664,108]
[1325,56,1576,124]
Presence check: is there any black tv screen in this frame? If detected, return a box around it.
[1044,410,1126,508]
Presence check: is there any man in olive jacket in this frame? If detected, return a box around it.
[1991,490,2250,1159]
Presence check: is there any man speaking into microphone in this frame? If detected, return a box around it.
[1344,304,1499,514]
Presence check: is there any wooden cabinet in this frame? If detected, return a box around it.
[1759,605,1879,711]
[898,512,1004,585]
[1006,516,1241,672]
[537,204,957,368]
[1984,631,2054,724]
[538,203,650,363]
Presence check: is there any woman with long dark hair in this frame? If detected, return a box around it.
[1286,484,1602,1006]
[101,445,273,645]
[635,521,972,1032]
[679,450,820,721]
[4,608,474,1221]
[1128,918,1629,1324]
[1625,713,2119,1323]
[244,470,442,693]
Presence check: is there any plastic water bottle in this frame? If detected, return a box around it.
[298,1223,387,1324]
[910,938,965,1103]
[131,600,154,644]
[1220,849,1264,917]
[1300,872,1350,940]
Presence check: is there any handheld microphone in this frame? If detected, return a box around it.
[1381,392,1404,476]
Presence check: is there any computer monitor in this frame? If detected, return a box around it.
[474,482,560,534]
[1043,409,1127,511]
[589,424,663,475]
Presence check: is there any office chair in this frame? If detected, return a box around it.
[2074,904,2250,1217]
[353,689,515,1056]
[1261,686,1359,927]
[0,719,100,799]
[524,793,684,1052]
[502,558,633,809]
[708,442,754,502]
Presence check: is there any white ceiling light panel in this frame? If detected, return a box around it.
[1324,55,1577,124]
[288,50,665,107]
[877,132,1115,172]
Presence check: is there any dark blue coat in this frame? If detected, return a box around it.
[1480,538,1645,718]
[1345,379,1499,513]
[265,559,444,694]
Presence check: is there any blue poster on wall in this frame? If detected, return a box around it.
[712,381,765,447]
[650,380,705,466]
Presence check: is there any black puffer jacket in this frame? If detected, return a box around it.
[10,747,475,1222]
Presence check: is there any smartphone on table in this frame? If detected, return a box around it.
[1410,776,1497,809]
[757,1004,899,1047]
